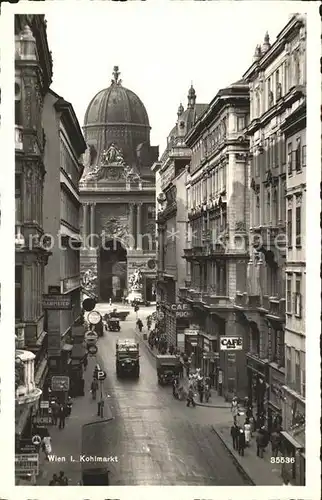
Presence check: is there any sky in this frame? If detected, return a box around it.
[44,1,306,154]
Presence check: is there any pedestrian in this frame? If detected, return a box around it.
[83,355,88,371]
[186,387,196,407]
[66,396,73,417]
[270,430,281,458]
[238,428,246,456]
[42,434,52,460]
[231,396,239,423]
[244,418,252,446]
[230,423,239,450]
[198,379,205,403]
[172,376,178,398]
[58,405,66,430]
[91,379,98,400]
[256,427,266,458]
[58,470,68,485]
[80,377,85,396]
[136,318,143,332]
[109,297,112,306]
[205,380,211,403]
[49,473,60,486]
[51,400,59,426]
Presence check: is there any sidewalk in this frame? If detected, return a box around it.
[212,424,283,485]
[36,355,108,485]
[137,326,283,485]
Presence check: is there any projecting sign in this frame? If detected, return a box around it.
[220,336,243,350]
[87,344,98,355]
[51,375,70,392]
[88,310,102,325]
[43,294,72,310]
[84,330,98,344]
[170,303,192,318]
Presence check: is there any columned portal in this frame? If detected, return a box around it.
[99,240,127,302]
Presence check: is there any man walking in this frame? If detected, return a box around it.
[186,387,196,407]
[230,423,239,450]
[256,427,266,458]
[238,428,246,456]
[58,404,66,430]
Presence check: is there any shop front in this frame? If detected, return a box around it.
[281,389,305,485]
[246,354,269,415]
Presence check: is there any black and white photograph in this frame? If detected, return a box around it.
[0,0,320,496]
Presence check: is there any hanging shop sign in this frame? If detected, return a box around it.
[184,328,199,336]
[220,336,243,350]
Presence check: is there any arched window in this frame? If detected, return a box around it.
[272,188,278,225]
[255,195,260,226]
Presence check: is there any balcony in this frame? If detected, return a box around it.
[267,297,286,320]
[202,295,232,308]
[15,349,42,407]
[15,125,23,151]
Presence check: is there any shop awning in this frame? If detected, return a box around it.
[281,430,305,449]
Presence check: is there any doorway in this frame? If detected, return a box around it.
[99,240,127,302]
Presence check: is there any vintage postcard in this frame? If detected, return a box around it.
[0,0,320,499]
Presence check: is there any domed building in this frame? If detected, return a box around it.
[80,67,159,303]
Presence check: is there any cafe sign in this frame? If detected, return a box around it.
[220,336,243,351]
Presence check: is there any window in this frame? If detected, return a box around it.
[287,207,292,248]
[272,189,278,225]
[237,116,245,131]
[287,142,292,174]
[266,190,271,223]
[255,154,259,177]
[286,275,292,313]
[15,265,22,320]
[294,275,302,317]
[295,350,301,393]
[295,137,301,172]
[15,82,22,126]
[295,205,301,248]
[15,175,22,224]
[300,351,306,397]
[265,139,269,171]
[301,145,306,167]
[286,346,292,385]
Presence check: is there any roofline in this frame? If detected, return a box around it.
[243,14,305,80]
[185,85,249,147]
[52,90,87,156]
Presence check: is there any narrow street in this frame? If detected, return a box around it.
[37,304,252,486]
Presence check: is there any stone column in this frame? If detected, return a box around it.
[129,203,135,250]
[90,203,96,248]
[136,202,142,250]
[82,203,88,242]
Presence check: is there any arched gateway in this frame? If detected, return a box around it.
[79,67,158,303]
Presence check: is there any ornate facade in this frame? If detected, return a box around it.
[14,15,53,441]
[241,14,306,484]
[80,68,158,302]
[180,80,250,393]
[154,87,207,350]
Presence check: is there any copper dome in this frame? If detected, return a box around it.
[84,67,150,128]
[83,66,151,167]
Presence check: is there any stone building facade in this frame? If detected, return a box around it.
[241,16,306,480]
[14,15,53,441]
[42,89,87,369]
[154,87,207,350]
[280,84,306,485]
[180,81,250,396]
[80,68,158,302]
